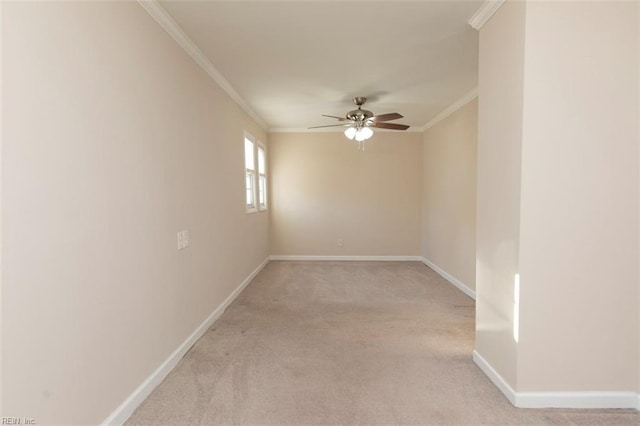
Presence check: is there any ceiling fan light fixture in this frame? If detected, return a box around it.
[353,126,373,142]
[312,96,408,150]
[344,127,357,140]
[360,126,373,139]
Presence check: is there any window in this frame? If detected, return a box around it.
[257,144,267,211]
[244,133,267,213]
[244,135,256,212]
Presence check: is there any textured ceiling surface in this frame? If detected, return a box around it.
[158,0,482,131]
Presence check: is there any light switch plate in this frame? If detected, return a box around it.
[177,230,189,250]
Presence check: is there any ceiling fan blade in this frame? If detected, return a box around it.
[370,112,403,122]
[322,114,348,121]
[371,122,410,130]
[308,123,351,129]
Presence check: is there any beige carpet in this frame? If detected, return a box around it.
[126,261,638,425]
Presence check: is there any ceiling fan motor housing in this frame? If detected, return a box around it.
[346,96,373,123]
[346,109,374,122]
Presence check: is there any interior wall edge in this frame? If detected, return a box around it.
[420,257,475,300]
[101,257,270,426]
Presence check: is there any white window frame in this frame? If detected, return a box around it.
[244,132,257,213]
[257,143,268,211]
[244,132,268,214]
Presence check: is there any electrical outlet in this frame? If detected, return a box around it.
[337,238,344,247]
[177,231,184,250]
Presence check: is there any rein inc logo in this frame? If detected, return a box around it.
[1,418,35,425]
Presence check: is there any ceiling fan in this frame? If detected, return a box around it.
[309,97,410,150]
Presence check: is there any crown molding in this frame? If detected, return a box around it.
[137,0,268,130]
[415,87,478,133]
[468,0,506,31]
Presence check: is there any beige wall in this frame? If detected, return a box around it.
[475,0,526,388]
[422,99,477,290]
[269,132,422,256]
[517,0,639,392]
[1,2,268,424]
[477,0,639,397]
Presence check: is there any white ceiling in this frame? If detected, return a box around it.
[157,0,482,131]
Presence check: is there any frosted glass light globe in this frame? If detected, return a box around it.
[344,127,357,140]
[361,127,373,139]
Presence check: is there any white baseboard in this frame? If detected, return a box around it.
[420,257,476,300]
[472,350,517,405]
[517,391,639,409]
[102,257,270,425]
[473,350,640,410]
[269,255,422,262]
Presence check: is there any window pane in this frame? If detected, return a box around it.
[246,172,254,207]
[244,138,254,170]
[259,176,266,206]
[258,146,265,174]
